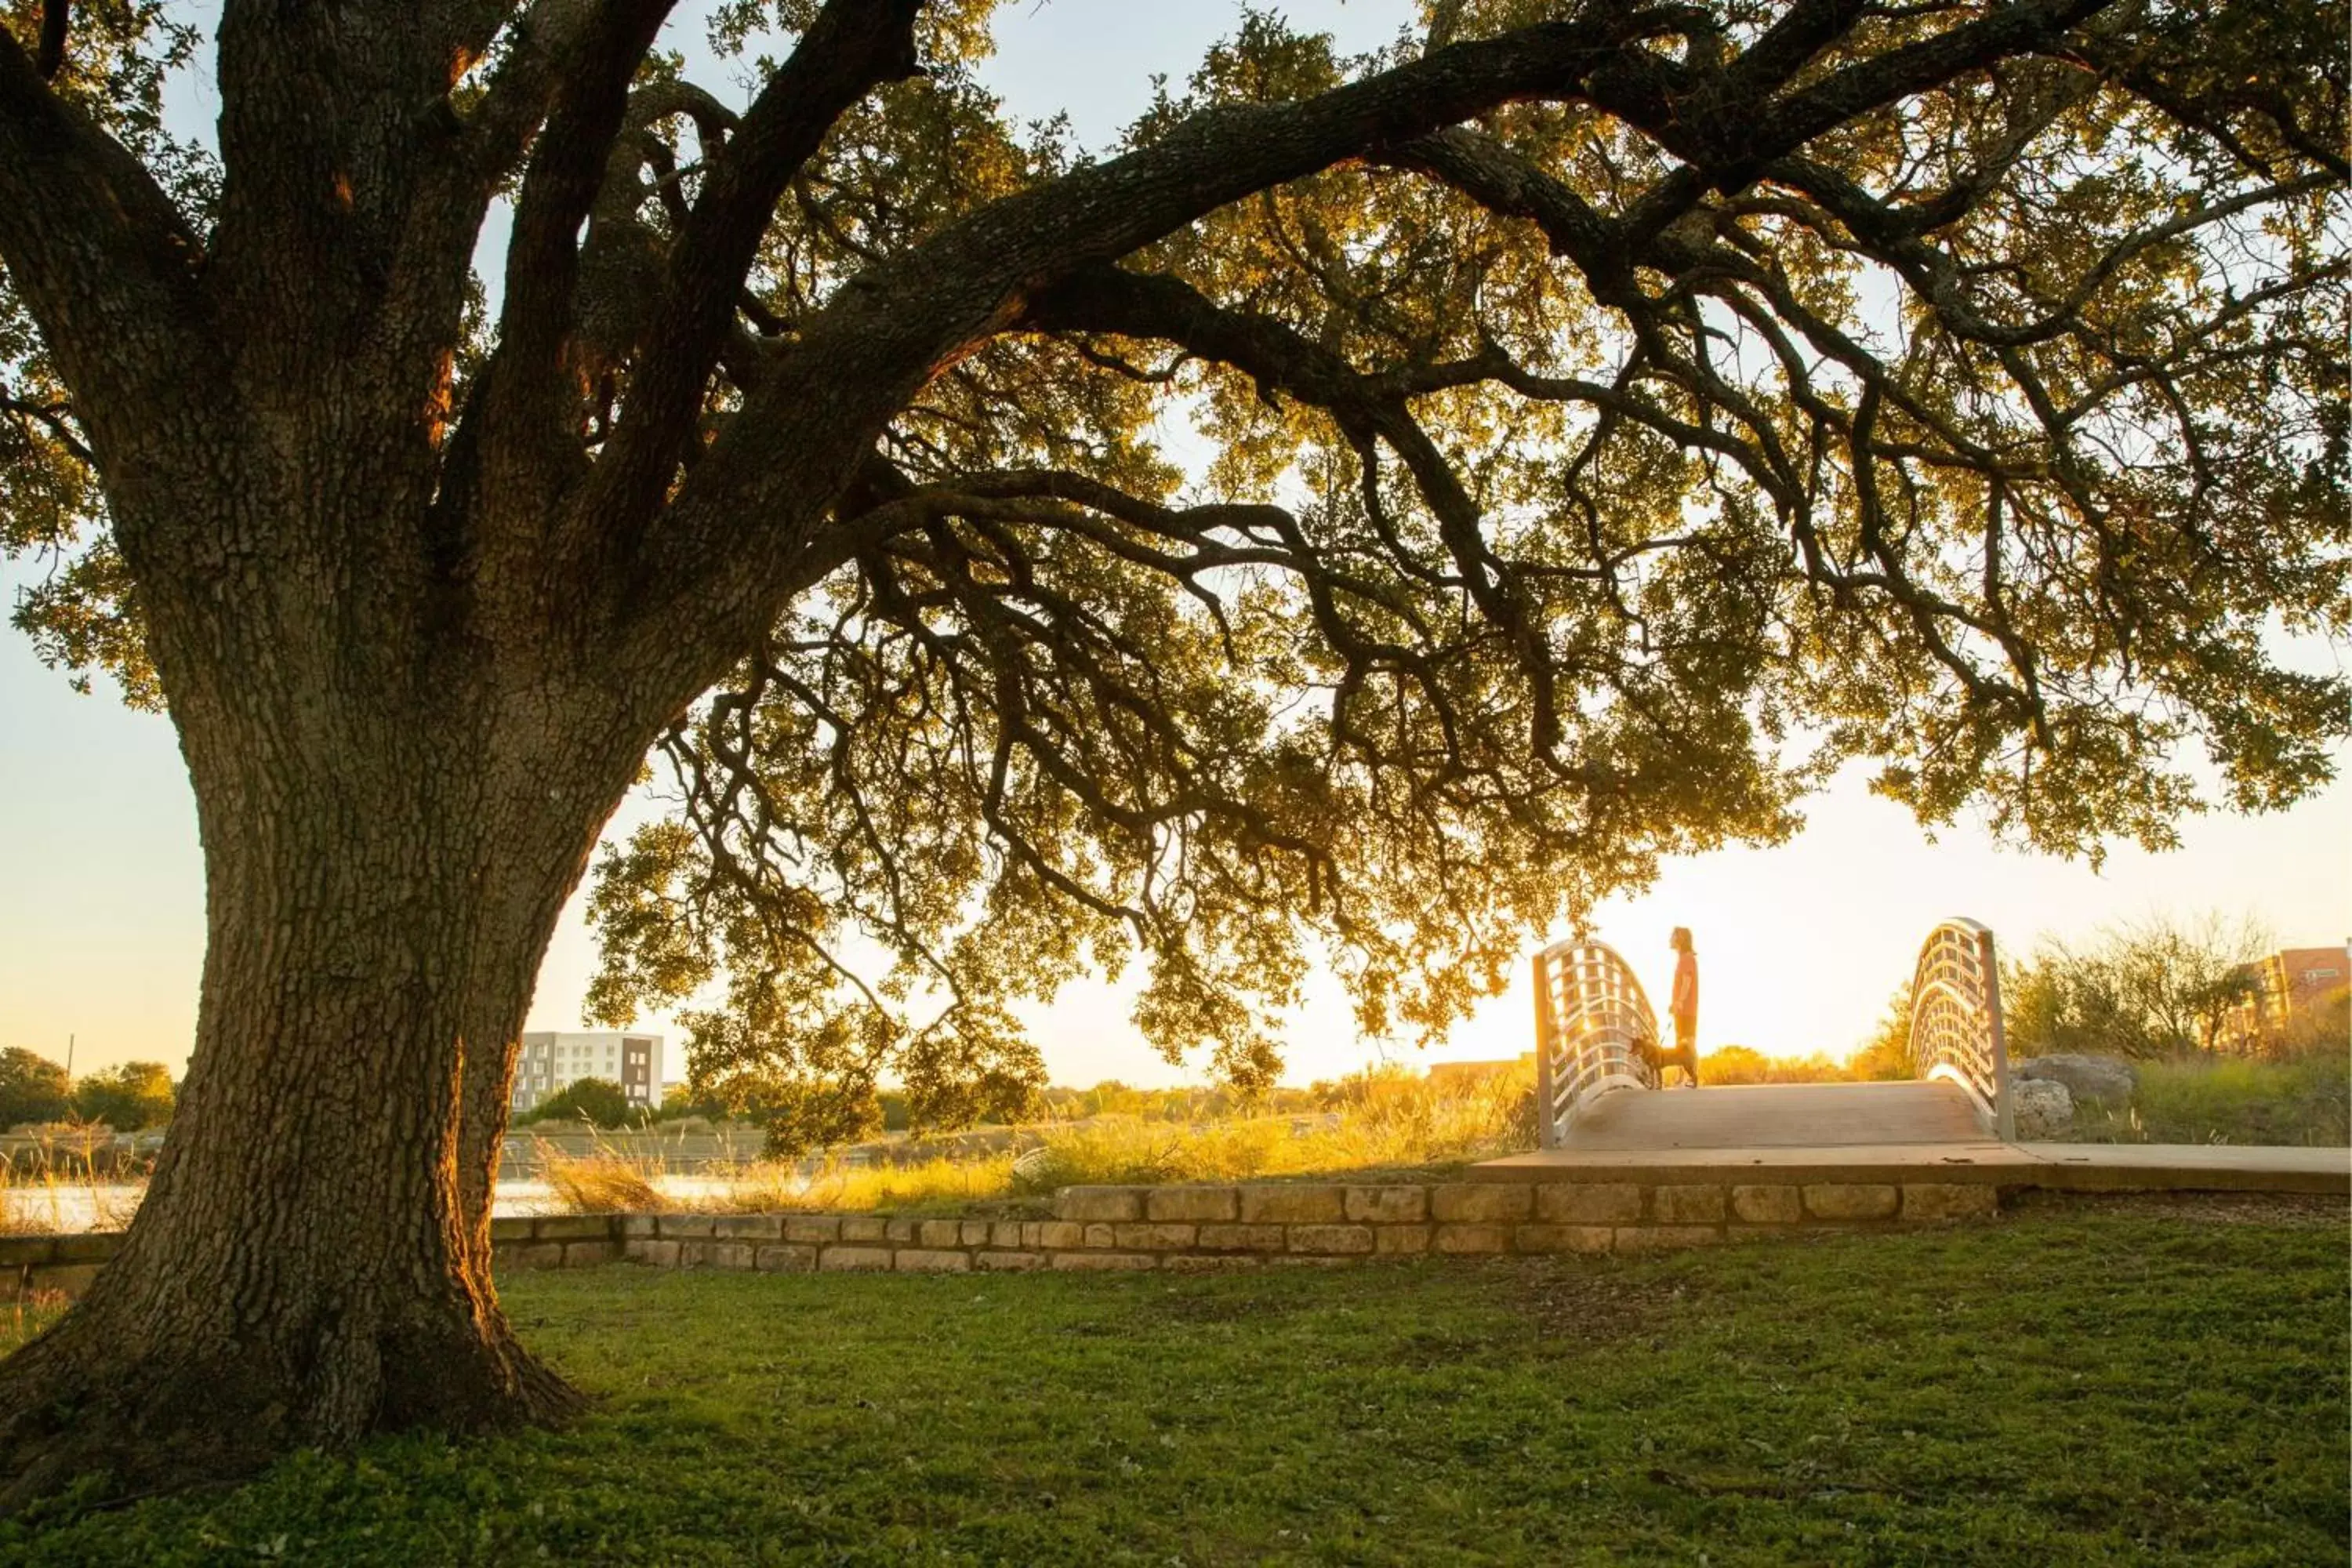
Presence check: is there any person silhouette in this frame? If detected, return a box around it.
[1666,927,1700,1087]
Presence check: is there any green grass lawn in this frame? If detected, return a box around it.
[5,1199,2345,1565]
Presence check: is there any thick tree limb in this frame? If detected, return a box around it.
[642,7,1708,667]
[0,26,216,551]
[582,0,925,546]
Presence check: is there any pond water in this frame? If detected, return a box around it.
[2,1174,780,1236]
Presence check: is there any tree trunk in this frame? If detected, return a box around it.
[0,642,647,1506]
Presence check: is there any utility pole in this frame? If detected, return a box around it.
[66,1032,74,1079]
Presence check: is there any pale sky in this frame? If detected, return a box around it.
[2,2,2346,1085]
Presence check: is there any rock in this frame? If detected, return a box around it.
[2011,1078,2074,1140]
[2016,1052,2137,1107]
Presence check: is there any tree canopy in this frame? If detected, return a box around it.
[4,0,2346,1138]
[0,1047,71,1130]
[67,1060,175,1131]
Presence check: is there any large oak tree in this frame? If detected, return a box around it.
[1,0,2343,1505]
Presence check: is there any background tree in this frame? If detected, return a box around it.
[0,0,2343,1508]
[2003,911,2270,1059]
[1847,984,1916,1080]
[0,1047,72,1130]
[67,1061,175,1132]
[517,1076,634,1129]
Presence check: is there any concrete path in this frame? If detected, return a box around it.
[1555,1080,1986,1150]
[1477,1080,2350,1195]
[1479,1124,2350,1198]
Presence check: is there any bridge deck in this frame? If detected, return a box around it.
[1552,1080,1985,1150]
[1475,1137,2349,1194]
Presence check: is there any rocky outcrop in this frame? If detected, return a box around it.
[2017,1053,2137,1108]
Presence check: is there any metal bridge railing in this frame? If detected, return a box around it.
[1534,939,1661,1148]
[1909,917,2016,1140]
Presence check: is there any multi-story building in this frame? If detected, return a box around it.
[2223,944,2350,1052]
[510,1031,665,1114]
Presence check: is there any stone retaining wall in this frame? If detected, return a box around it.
[3,1178,1998,1299]
[607,1180,1996,1275]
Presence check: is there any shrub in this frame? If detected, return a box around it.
[523,1077,634,1128]
[71,1062,176,1131]
[1698,1047,1847,1085]
[0,1048,72,1131]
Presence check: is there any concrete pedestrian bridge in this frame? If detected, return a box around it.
[1478,921,2349,1199]
[1551,1079,1986,1150]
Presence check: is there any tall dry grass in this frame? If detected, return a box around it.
[532,1063,1541,1217]
[538,1147,666,1212]
[1007,1062,1537,1195]
[2067,1051,2350,1146]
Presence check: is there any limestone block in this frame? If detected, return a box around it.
[884,1218,920,1244]
[1901,1183,1998,1221]
[961,1221,995,1246]
[506,1241,565,1269]
[1163,1254,1261,1273]
[618,1214,662,1239]
[990,1221,1027,1248]
[918,1219,964,1248]
[1196,1223,1288,1253]
[1802,1183,1900,1221]
[1431,1184,1530,1224]
[754,1244,818,1272]
[1147,1186,1240,1223]
[895,1248,974,1273]
[1650,1185,1728,1225]
[838,1217,887,1243]
[535,1214,617,1241]
[976,1250,1046,1272]
[784,1216,842,1245]
[0,1237,56,1267]
[1730,1185,1802,1224]
[1512,1224,1613,1254]
[1612,1225,1721,1252]
[1082,1223,1118,1249]
[1238,1185,1346,1225]
[1031,1221,1086,1250]
[489,1216,539,1243]
[818,1245,895,1271]
[659,1214,717,1238]
[1534,1183,1642,1224]
[1343,1185,1429,1224]
[25,1263,99,1298]
[1113,1223,1198,1250]
[1050,1251,1157,1271]
[1432,1223,1512,1254]
[562,1241,619,1267]
[622,1239,680,1266]
[2012,1079,2074,1141]
[50,1232,126,1263]
[712,1214,783,1241]
[706,1242,756,1270]
[1374,1225,1433,1255]
[1287,1225,1376,1255]
[1055,1186,1146,1222]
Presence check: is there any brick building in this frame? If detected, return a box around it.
[2223,945,2350,1051]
